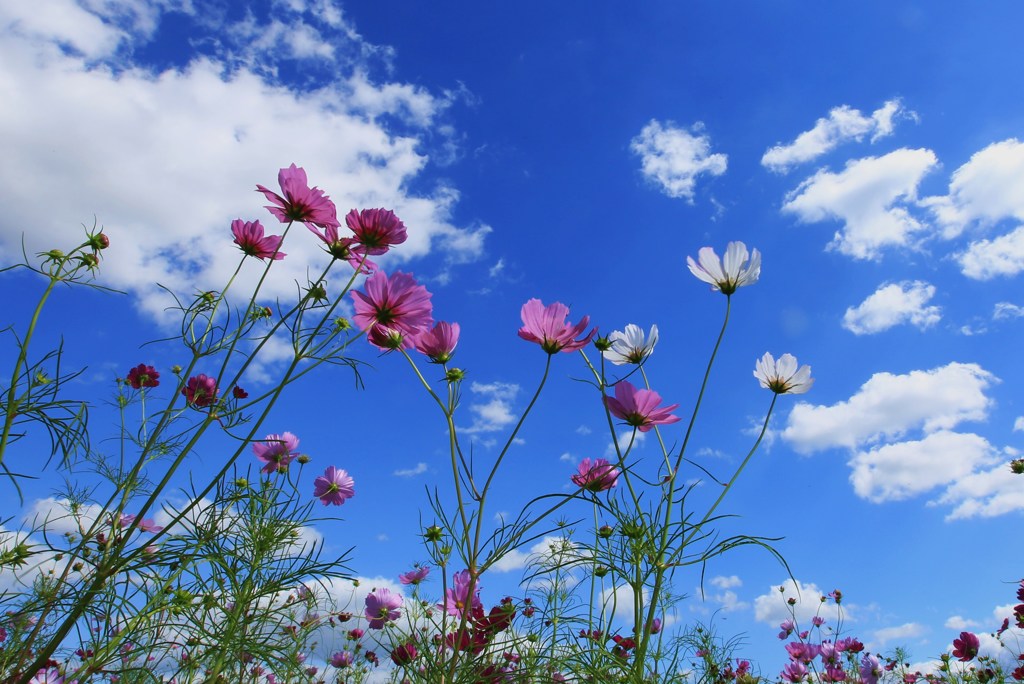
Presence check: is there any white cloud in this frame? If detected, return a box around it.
[994,302,1024,320]
[957,225,1024,280]
[0,1,485,322]
[873,622,926,645]
[605,428,647,458]
[393,462,427,477]
[489,536,577,574]
[842,280,941,334]
[1015,417,1024,432]
[630,120,727,202]
[782,149,938,259]
[752,579,841,626]
[783,362,997,453]
[944,615,979,630]
[935,460,1024,520]
[460,381,520,434]
[923,139,1024,238]
[710,575,742,590]
[762,99,908,172]
[848,430,999,503]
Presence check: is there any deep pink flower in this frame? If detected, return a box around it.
[390,642,418,666]
[952,631,980,662]
[126,364,159,389]
[414,322,460,363]
[313,466,355,506]
[346,208,407,255]
[517,298,595,354]
[351,271,433,349]
[571,458,619,492]
[781,661,808,683]
[778,619,795,639]
[398,566,430,585]
[603,381,680,432]
[330,651,353,668]
[231,219,285,260]
[256,164,339,230]
[443,569,483,619]
[182,374,218,408]
[364,588,402,629]
[232,386,249,399]
[346,628,364,640]
[253,432,301,474]
[307,223,376,273]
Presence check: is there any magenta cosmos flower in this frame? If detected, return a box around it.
[390,642,418,666]
[313,466,355,506]
[351,271,433,350]
[126,364,159,389]
[571,458,620,492]
[256,164,339,230]
[307,223,375,273]
[364,588,402,629]
[182,374,218,407]
[346,208,407,256]
[253,432,301,474]
[754,352,813,395]
[414,321,460,363]
[604,380,680,432]
[687,241,761,295]
[330,651,354,668]
[952,631,980,662]
[518,298,595,354]
[398,565,430,585]
[231,219,286,261]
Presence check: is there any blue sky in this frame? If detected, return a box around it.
[2,0,1023,675]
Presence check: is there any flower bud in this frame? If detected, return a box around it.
[88,232,110,250]
[597,525,614,538]
[424,525,444,542]
[445,368,466,383]
[593,336,613,352]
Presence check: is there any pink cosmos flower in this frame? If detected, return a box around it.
[861,654,882,684]
[351,271,433,349]
[126,364,159,389]
[307,223,376,273]
[517,298,595,354]
[253,432,301,474]
[313,466,355,506]
[443,569,483,619]
[330,651,354,668]
[29,669,69,684]
[390,642,418,666]
[364,588,402,629]
[952,631,979,662]
[781,662,808,683]
[603,381,680,432]
[687,241,761,295]
[256,164,339,230]
[346,208,407,255]
[414,321,460,363]
[398,566,430,585]
[571,458,620,492]
[182,374,218,408]
[117,514,164,533]
[231,219,285,261]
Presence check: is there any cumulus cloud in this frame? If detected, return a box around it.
[957,225,1024,280]
[944,615,980,630]
[782,149,938,259]
[1015,417,1024,432]
[873,622,926,646]
[630,120,727,202]
[783,362,997,453]
[994,302,1024,320]
[842,280,941,334]
[762,99,908,172]
[460,381,520,435]
[0,0,485,322]
[752,579,842,626]
[923,139,1024,238]
[935,461,1024,520]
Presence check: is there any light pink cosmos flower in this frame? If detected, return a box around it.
[256,164,340,230]
[414,321,460,363]
[442,569,483,619]
[231,219,286,261]
[117,514,164,533]
[330,651,354,668]
[346,208,407,255]
[687,241,761,295]
[398,566,430,585]
[753,352,813,395]
[603,380,681,432]
[571,458,620,492]
[313,466,355,506]
[517,299,596,354]
[252,432,301,474]
[182,374,218,408]
[351,271,433,350]
[364,588,402,629]
[29,669,70,684]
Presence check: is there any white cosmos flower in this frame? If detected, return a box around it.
[754,352,813,394]
[603,324,659,365]
[687,241,761,295]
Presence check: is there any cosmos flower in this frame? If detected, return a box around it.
[231,219,285,260]
[570,458,620,492]
[351,271,433,349]
[345,208,408,255]
[687,241,761,295]
[364,588,402,629]
[517,298,595,354]
[126,364,159,389]
[603,380,681,432]
[753,352,814,395]
[256,164,339,230]
[952,631,979,662]
[330,651,354,668]
[313,466,355,506]
[414,321,460,363]
[398,566,430,585]
[252,432,301,474]
[182,374,218,407]
[602,324,658,365]
[443,569,483,619]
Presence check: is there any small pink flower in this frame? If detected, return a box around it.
[330,651,354,668]
[231,219,285,260]
[253,432,301,474]
[781,662,808,683]
[603,380,680,432]
[28,669,67,684]
[571,458,619,492]
[117,514,163,533]
[256,164,339,230]
[182,374,218,408]
[126,364,160,389]
[399,566,430,585]
[414,321,460,363]
[952,631,980,662]
[351,271,433,349]
[518,299,595,354]
[346,208,407,256]
[313,466,355,506]
[364,588,402,629]
[442,569,482,619]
